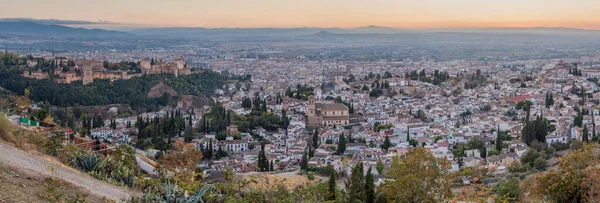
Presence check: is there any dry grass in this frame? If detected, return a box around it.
[0,165,111,203]
[0,115,15,143]
[242,173,315,191]
[0,116,47,152]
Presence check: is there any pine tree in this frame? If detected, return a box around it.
[270,160,274,171]
[365,167,375,203]
[345,162,365,202]
[406,127,410,142]
[328,165,336,201]
[308,145,314,157]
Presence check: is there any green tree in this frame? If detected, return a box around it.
[33,109,49,122]
[312,128,320,149]
[337,133,346,155]
[381,136,392,151]
[376,159,385,176]
[328,165,336,201]
[516,100,533,122]
[345,162,365,202]
[365,167,375,203]
[375,193,388,203]
[583,125,589,143]
[533,157,548,171]
[497,177,520,200]
[257,144,269,171]
[301,150,309,171]
[496,126,503,152]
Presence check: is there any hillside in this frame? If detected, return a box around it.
[0,164,108,202]
[0,116,139,201]
[148,81,177,98]
[0,68,227,112]
[0,22,132,37]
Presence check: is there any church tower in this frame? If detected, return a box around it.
[308,96,317,128]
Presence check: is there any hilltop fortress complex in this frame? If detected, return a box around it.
[23,57,192,85]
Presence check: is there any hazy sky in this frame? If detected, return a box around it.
[2,0,600,29]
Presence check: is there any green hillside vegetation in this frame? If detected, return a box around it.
[0,60,226,112]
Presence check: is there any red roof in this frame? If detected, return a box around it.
[506,95,531,104]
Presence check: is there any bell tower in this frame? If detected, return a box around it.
[308,96,317,128]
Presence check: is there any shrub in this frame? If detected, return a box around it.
[496,178,520,200]
[550,142,569,151]
[533,157,548,171]
[570,140,583,150]
[0,116,15,143]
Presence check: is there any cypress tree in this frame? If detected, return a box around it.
[206,139,213,159]
[337,133,346,155]
[216,145,222,160]
[365,167,375,203]
[545,92,549,108]
[258,144,269,171]
[328,165,336,201]
[345,162,365,202]
[382,135,391,151]
[312,128,320,149]
[496,125,503,152]
[301,150,309,171]
[583,125,589,143]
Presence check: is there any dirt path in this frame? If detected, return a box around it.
[0,142,140,202]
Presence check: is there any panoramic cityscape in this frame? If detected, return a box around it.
[2,0,600,202]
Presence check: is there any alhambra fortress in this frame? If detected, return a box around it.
[23,57,192,85]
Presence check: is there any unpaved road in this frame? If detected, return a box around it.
[0,142,140,202]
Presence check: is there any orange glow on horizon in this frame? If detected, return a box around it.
[1,0,599,30]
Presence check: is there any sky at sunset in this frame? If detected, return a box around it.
[2,0,600,29]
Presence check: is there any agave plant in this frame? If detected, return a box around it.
[71,150,100,172]
[138,180,213,203]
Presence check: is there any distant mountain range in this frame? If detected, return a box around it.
[0,18,112,25]
[0,22,132,37]
[128,26,416,37]
[1,18,599,39]
[129,26,600,38]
